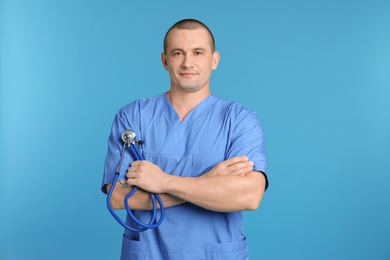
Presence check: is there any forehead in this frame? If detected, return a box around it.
[165,28,214,51]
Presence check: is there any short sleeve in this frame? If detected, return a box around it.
[101,104,140,193]
[226,105,269,190]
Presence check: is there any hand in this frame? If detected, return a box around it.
[203,156,254,178]
[126,160,169,194]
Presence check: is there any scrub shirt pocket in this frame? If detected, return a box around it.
[206,239,249,260]
[120,235,152,260]
[192,153,225,176]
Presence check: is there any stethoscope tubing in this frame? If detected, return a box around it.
[106,142,165,232]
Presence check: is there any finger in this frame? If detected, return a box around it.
[229,161,254,174]
[126,166,134,174]
[126,167,137,179]
[127,177,137,186]
[228,160,253,171]
[130,160,141,167]
[232,166,254,176]
[128,160,146,173]
[221,156,249,167]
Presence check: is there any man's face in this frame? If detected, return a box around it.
[162,28,220,94]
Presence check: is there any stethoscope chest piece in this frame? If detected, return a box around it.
[122,130,137,145]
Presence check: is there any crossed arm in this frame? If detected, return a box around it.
[106,156,266,212]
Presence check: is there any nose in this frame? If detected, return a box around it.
[181,53,194,68]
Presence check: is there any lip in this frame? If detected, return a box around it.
[179,72,198,76]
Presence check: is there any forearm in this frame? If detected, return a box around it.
[124,157,265,212]
[165,171,266,212]
[106,182,185,210]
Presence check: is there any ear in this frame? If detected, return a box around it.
[212,51,220,70]
[161,53,169,70]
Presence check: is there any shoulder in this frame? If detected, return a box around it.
[117,93,166,116]
[210,94,257,119]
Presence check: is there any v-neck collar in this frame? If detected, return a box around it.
[157,93,215,155]
[162,92,215,125]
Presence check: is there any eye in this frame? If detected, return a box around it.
[194,51,203,56]
[172,51,182,56]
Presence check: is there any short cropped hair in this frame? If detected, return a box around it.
[163,19,216,53]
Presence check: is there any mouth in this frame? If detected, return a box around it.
[179,71,198,76]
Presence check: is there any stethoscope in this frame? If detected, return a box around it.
[106,130,165,232]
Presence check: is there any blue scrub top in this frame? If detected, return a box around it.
[102,93,267,260]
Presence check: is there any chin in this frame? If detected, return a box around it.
[178,85,202,92]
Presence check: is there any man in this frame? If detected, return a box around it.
[102,18,268,259]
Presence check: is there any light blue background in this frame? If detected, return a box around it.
[1,0,389,259]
